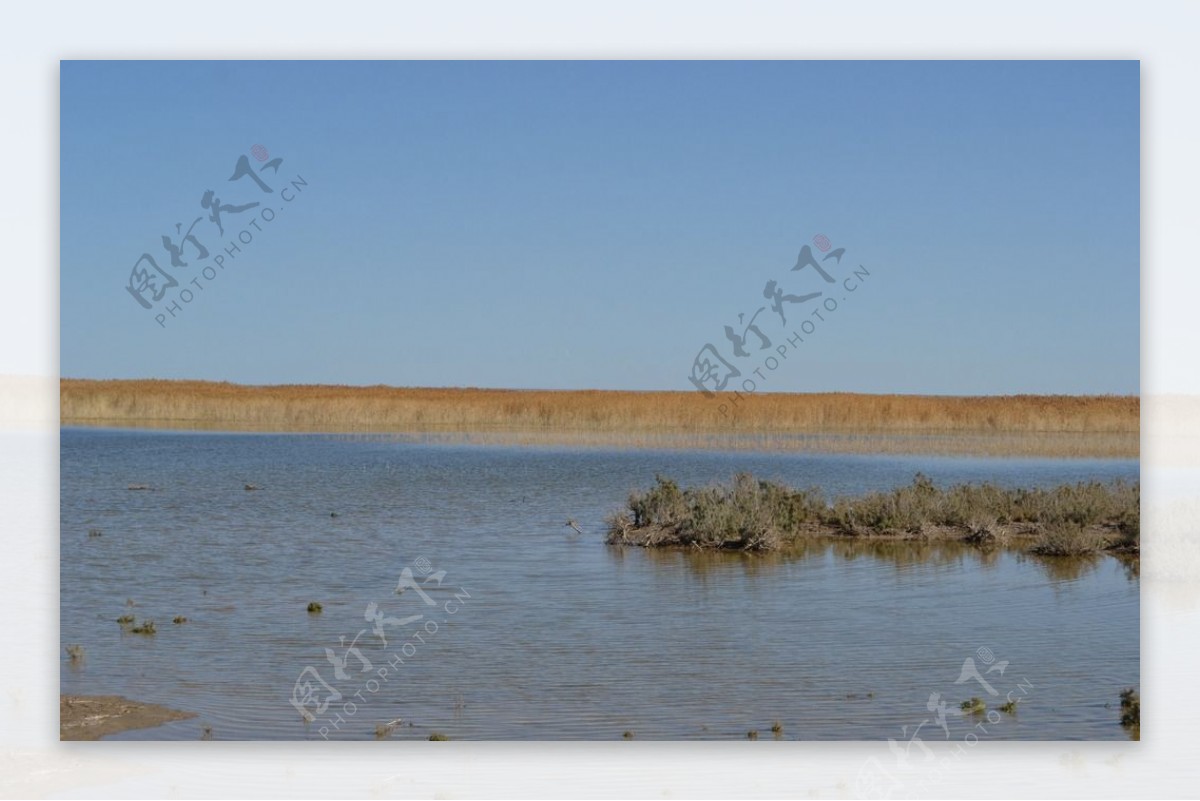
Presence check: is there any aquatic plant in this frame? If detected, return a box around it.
[609,473,1138,553]
[1120,688,1140,740]
[1030,521,1106,556]
[746,730,759,740]
[999,699,1018,715]
[770,721,783,735]
[87,528,102,538]
[962,516,1003,546]
[622,730,634,739]
[1115,503,1141,552]
[173,616,188,624]
[307,602,323,614]
[200,725,214,740]
[609,473,806,550]
[960,698,986,715]
[130,620,156,635]
[65,644,85,662]
[428,732,449,741]
[116,614,135,625]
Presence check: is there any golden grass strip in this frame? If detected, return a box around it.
[60,379,1139,458]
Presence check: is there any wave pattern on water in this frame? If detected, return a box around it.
[61,430,1139,740]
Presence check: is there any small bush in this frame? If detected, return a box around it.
[608,473,1139,553]
[1116,507,1140,550]
[960,698,986,715]
[1030,521,1104,556]
[1120,688,1140,740]
[963,515,1002,546]
[628,475,687,528]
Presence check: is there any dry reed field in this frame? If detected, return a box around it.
[60,379,1139,457]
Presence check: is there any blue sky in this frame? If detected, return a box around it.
[60,60,1139,394]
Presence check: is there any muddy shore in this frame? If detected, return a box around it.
[60,694,195,741]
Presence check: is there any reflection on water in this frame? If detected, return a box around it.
[1115,554,1141,582]
[637,539,1131,598]
[1023,552,1104,583]
[60,428,1139,740]
[638,539,1087,578]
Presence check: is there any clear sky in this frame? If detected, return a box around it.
[60,60,1139,395]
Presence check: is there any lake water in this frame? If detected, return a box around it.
[60,428,1139,740]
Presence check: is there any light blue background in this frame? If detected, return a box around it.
[60,61,1139,394]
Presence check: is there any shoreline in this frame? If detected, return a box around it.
[60,421,1138,459]
[60,379,1139,459]
[612,520,1139,555]
[60,694,196,741]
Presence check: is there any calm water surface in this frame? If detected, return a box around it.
[60,429,1139,740]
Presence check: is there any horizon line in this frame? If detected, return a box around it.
[58,377,1141,400]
